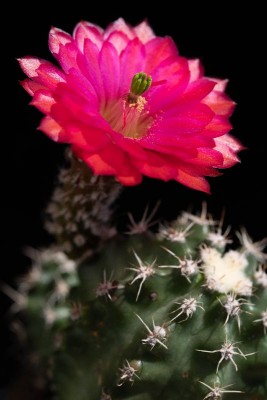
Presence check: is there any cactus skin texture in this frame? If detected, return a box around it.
[14,160,267,400]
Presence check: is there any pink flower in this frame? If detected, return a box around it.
[19,18,243,192]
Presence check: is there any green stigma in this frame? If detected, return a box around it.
[130,72,152,96]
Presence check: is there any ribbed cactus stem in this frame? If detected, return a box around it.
[14,206,267,400]
[45,148,122,260]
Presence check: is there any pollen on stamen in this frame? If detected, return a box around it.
[122,72,152,132]
[125,93,147,113]
[101,71,153,139]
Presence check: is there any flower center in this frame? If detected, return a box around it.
[101,72,154,139]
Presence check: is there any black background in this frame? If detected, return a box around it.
[1,1,266,394]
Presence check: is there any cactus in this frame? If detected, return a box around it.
[12,153,267,400]
[13,16,266,400]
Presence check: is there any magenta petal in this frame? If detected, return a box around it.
[56,42,79,73]
[104,18,135,40]
[68,126,111,152]
[111,134,149,161]
[38,116,66,142]
[150,55,189,82]
[194,147,223,167]
[80,151,117,174]
[65,68,98,106]
[145,37,179,72]
[51,82,105,131]
[211,78,229,93]
[18,57,41,78]
[49,27,73,56]
[105,31,129,54]
[132,149,178,181]
[176,169,210,193]
[73,21,104,51]
[138,134,205,160]
[20,79,45,96]
[188,59,204,81]
[99,41,120,102]
[31,90,55,113]
[117,174,142,185]
[202,116,233,137]
[111,133,179,181]
[140,128,215,149]
[174,79,216,106]
[37,64,65,88]
[214,134,243,167]
[150,103,215,135]
[49,28,79,72]
[133,20,155,43]
[204,90,235,117]
[216,133,244,153]
[18,57,66,89]
[76,141,142,185]
[82,39,104,100]
[148,57,190,113]
[119,38,146,95]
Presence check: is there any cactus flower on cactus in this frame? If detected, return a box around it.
[18,18,243,192]
[11,17,266,400]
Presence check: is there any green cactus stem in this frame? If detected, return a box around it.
[14,200,267,400]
